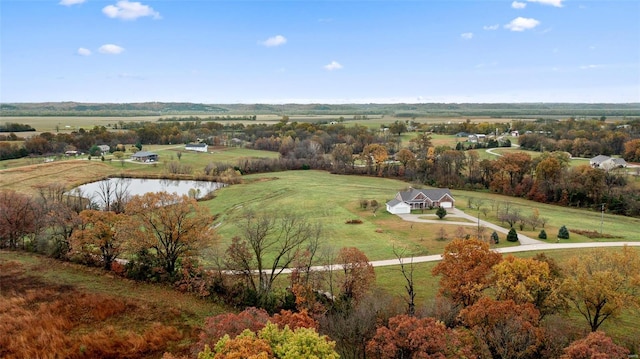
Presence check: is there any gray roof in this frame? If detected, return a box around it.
[590,155,610,164]
[399,188,453,202]
[611,158,627,165]
[386,199,405,207]
[131,151,158,157]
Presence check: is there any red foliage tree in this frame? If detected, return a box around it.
[0,190,40,249]
[197,307,270,351]
[336,247,375,303]
[271,309,319,331]
[561,331,629,359]
[366,314,471,358]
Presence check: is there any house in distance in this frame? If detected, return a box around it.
[185,143,208,152]
[386,188,455,214]
[131,151,158,162]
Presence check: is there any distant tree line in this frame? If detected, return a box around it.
[0,122,35,132]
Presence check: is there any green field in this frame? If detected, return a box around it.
[198,170,640,265]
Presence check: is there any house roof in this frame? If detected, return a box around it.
[590,155,610,164]
[131,151,158,158]
[386,199,408,207]
[399,188,454,202]
[186,143,207,148]
[611,158,627,165]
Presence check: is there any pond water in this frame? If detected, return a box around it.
[71,178,224,207]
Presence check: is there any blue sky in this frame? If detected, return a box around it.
[1,0,639,103]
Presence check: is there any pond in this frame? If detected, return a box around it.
[70,178,224,208]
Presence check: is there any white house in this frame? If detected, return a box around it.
[386,188,455,214]
[185,143,208,152]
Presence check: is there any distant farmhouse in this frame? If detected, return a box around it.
[590,155,627,170]
[185,143,208,152]
[131,151,158,162]
[386,188,455,214]
[97,145,110,155]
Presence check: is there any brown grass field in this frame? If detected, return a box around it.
[0,251,227,359]
[0,160,116,195]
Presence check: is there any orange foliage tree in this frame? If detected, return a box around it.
[432,238,502,308]
[70,209,126,270]
[366,314,472,359]
[460,298,544,359]
[561,331,629,359]
[123,192,215,275]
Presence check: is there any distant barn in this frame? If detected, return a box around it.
[185,143,208,152]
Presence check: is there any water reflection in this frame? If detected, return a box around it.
[72,178,224,209]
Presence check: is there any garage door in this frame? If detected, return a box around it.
[441,202,453,209]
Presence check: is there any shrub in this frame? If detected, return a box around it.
[506,228,519,242]
[436,207,447,219]
[538,229,547,239]
[345,219,363,224]
[558,225,570,239]
[491,231,499,244]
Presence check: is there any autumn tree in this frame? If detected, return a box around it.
[224,210,323,307]
[622,138,640,162]
[203,323,339,359]
[335,246,376,304]
[561,331,629,359]
[394,148,415,170]
[331,143,354,173]
[561,246,640,331]
[70,210,126,270]
[408,133,432,159]
[432,238,502,308]
[123,192,214,275]
[389,120,408,136]
[362,143,388,175]
[0,190,40,249]
[366,315,471,359]
[393,247,416,316]
[493,256,565,319]
[460,298,545,359]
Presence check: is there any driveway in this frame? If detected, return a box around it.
[396,207,543,245]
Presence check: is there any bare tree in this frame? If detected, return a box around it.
[393,246,416,316]
[225,210,323,306]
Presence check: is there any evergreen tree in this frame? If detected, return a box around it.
[491,231,499,244]
[558,225,570,239]
[436,207,447,219]
[538,229,547,239]
[506,228,518,242]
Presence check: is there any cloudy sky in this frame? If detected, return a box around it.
[1,0,639,103]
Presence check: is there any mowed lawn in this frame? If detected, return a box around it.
[200,170,640,264]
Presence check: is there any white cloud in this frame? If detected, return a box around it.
[59,0,85,5]
[260,35,287,47]
[461,32,474,40]
[98,44,125,54]
[528,0,563,7]
[483,24,499,31]
[512,1,527,9]
[102,1,161,20]
[323,61,343,71]
[504,17,540,31]
[580,64,601,70]
[77,47,92,56]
